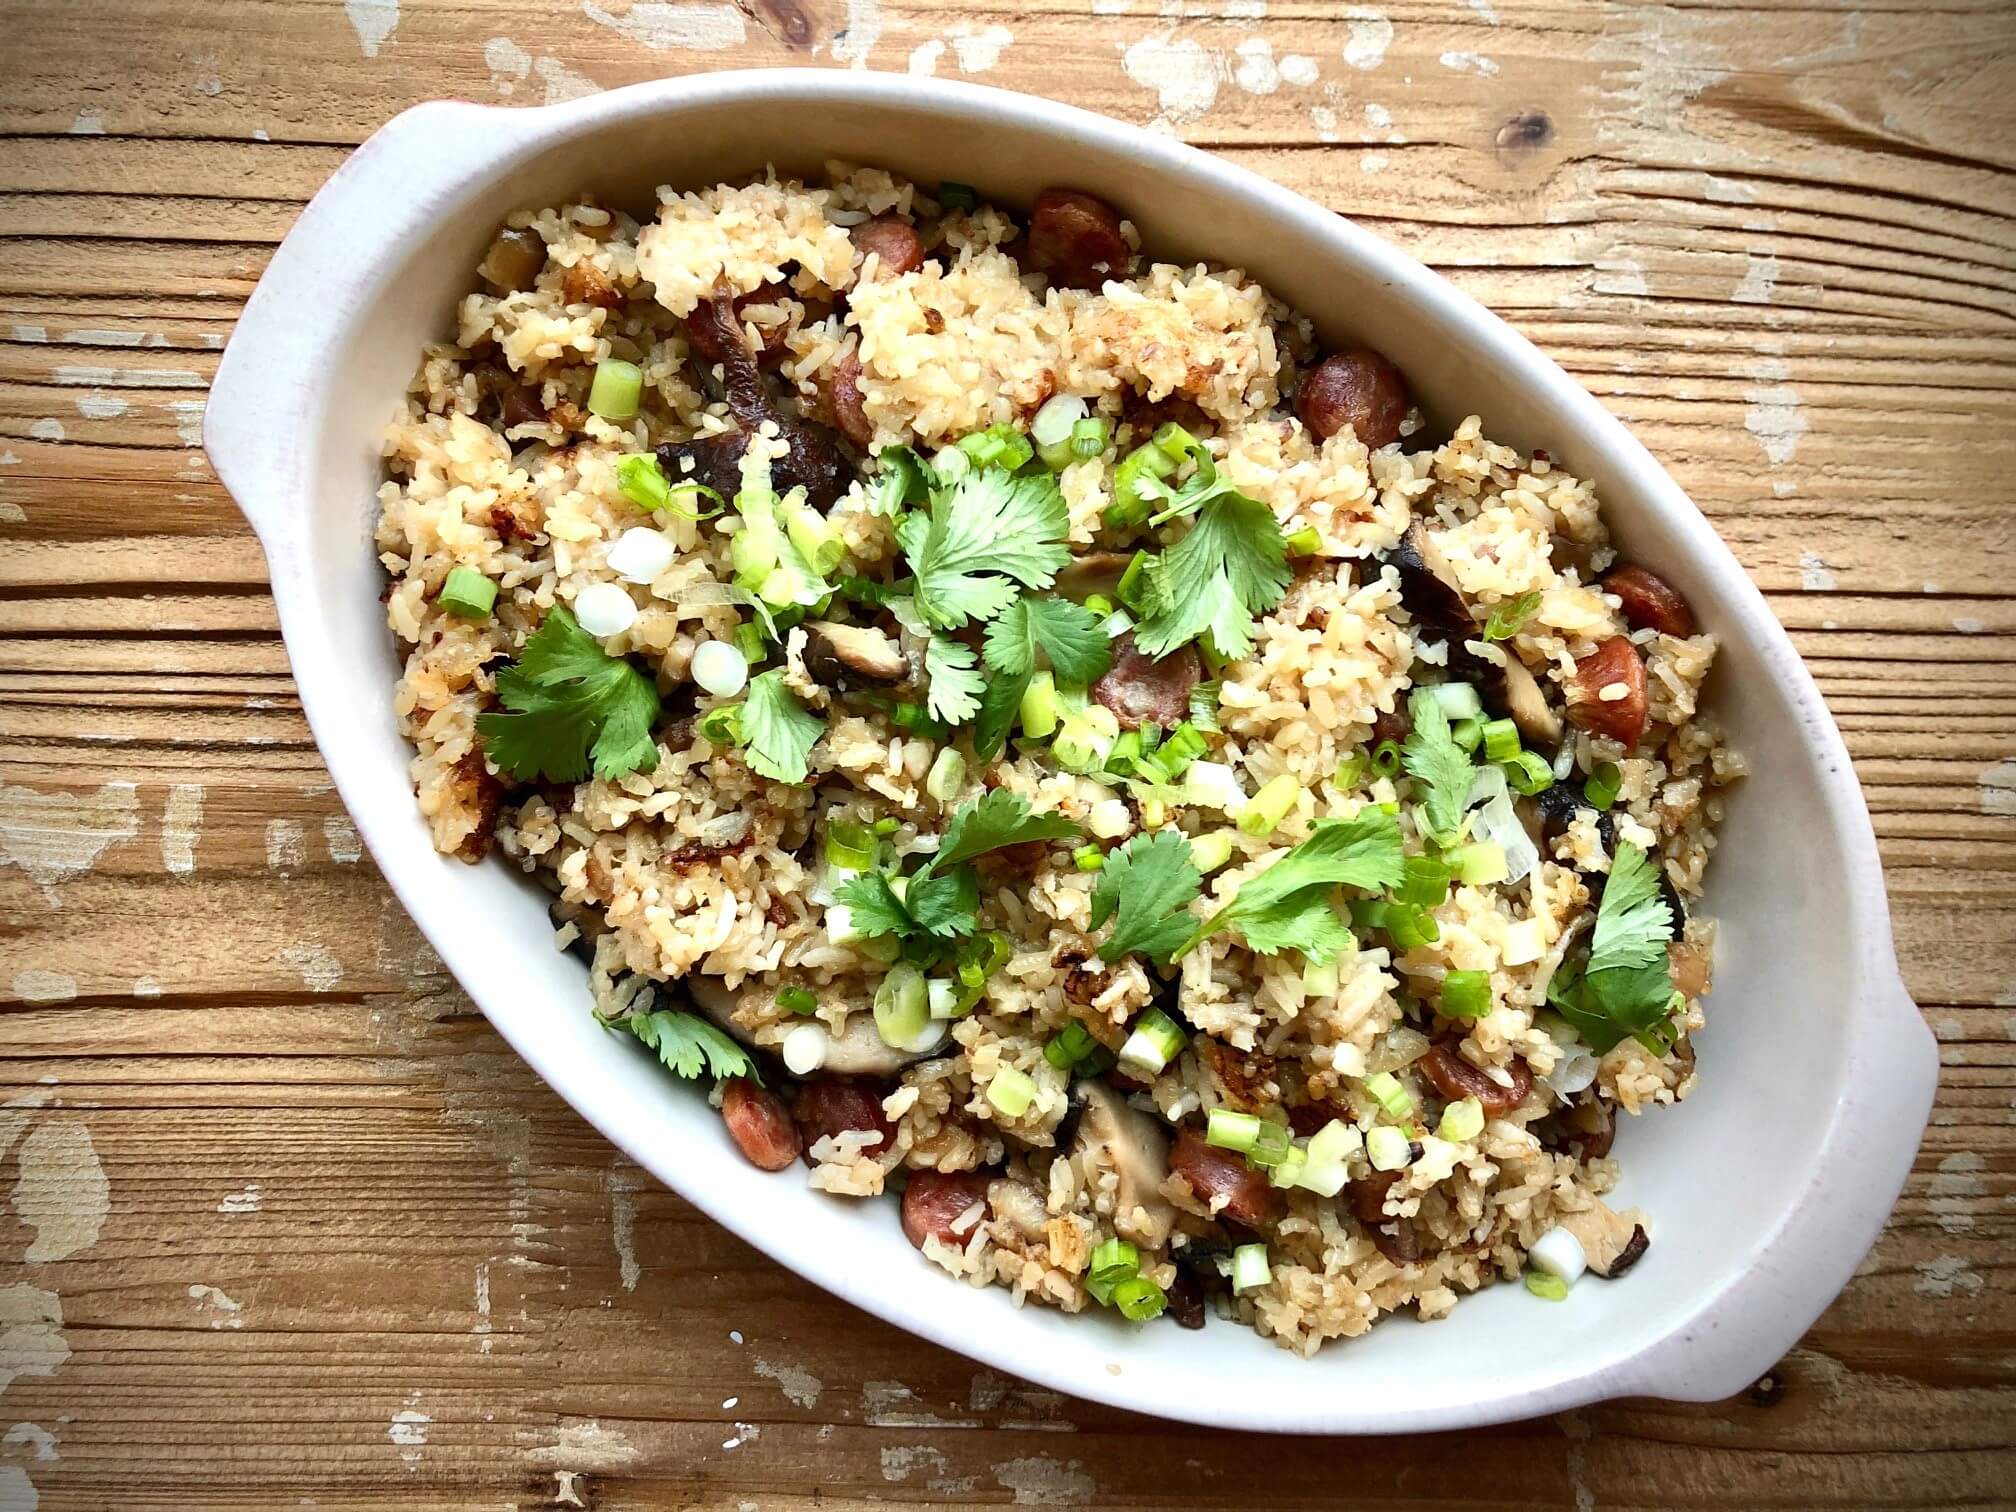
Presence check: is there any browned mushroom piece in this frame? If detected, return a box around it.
[1164,1267,1208,1329]
[851,215,926,278]
[1025,188,1133,289]
[1297,349,1411,450]
[1347,1170,1420,1265]
[1549,533,1601,581]
[685,279,794,367]
[477,226,547,294]
[562,259,624,310]
[1568,635,1650,749]
[828,348,874,450]
[1382,519,1565,746]
[1418,1039,1535,1116]
[1603,564,1696,638]
[1554,1199,1650,1278]
[1090,632,1202,731]
[801,620,908,687]
[1068,1080,1177,1247]
[498,382,546,431]
[1538,1095,1615,1162]
[1053,552,1137,604]
[657,287,855,509]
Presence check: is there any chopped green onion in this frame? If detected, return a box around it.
[438,566,497,620]
[1107,436,1182,528]
[1371,740,1404,779]
[1044,1021,1099,1072]
[1524,1270,1570,1301]
[1386,903,1441,951]
[1083,593,1115,618]
[1115,551,1153,613]
[777,985,818,1016]
[938,180,979,211]
[1365,1070,1414,1120]
[873,817,902,836]
[1303,957,1340,996]
[1230,1242,1272,1294]
[948,931,1012,1015]
[1019,671,1059,741]
[1188,829,1237,875]
[1395,855,1452,908]
[1365,1124,1412,1171]
[1349,898,1388,933]
[987,1065,1037,1118]
[1585,761,1623,812]
[616,453,725,519]
[1451,716,1484,753]
[1105,729,1143,775]
[697,704,742,746]
[873,962,932,1049]
[1503,750,1554,796]
[1333,753,1369,790]
[926,977,961,1020]
[1073,843,1106,873]
[1437,1096,1485,1143]
[1299,1119,1363,1197]
[1418,682,1483,722]
[1283,525,1322,557]
[1032,395,1089,469]
[1087,1237,1140,1305]
[1481,717,1521,764]
[1159,723,1209,777]
[1484,591,1542,642]
[1246,1119,1293,1169]
[824,820,878,872]
[1069,416,1111,459]
[1118,1006,1187,1079]
[925,747,968,802]
[734,620,767,664]
[1440,969,1492,1021]
[1238,773,1300,837]
[869,445,932,516]
[1111,1275,1167,1321]
[1187,682,1221,734]
[1052,700,1119,774]
[785,500,847,576]
[825,904,865,950]
[884,699,950,741]
[958,422,1033,472]
[1444,841,1508,887]
[1267,1143,1309,1189]
[587,359,643,420]
[1206,1108,1263,1153]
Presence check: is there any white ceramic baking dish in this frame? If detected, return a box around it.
[205,70,1936,1433]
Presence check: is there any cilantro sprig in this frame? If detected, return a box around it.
[968,595,1115,760]
[739,669,824,784]
[622,1008,759,1083]
[1132,490,1292,661]
[475,605,662,783]
[1088,806,1405,967]
[836,791,1082,946]
[1090,831,1202,964]
[1401,690,1477,845]
[1547,842,1677,1053]
[896,467,1074,630]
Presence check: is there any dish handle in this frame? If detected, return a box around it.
[204,99,535,553]
[1615,973,1936,1404]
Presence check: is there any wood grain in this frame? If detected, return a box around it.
[2,0,2013,1506]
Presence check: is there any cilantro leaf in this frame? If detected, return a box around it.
[476,606,663,783]
[971,670,1031,762]
[624,1008,758,1083]
[905,866,982,938]
[1546,842,1677,1052]
[924,634,985,725]
[740,669,824,784]
[834,871,914,939]
[1402,691,1476,844]
[1183,806,1404,961]
[1132,492,1291,661]
[900,467,1074,630]
[927,789,1083,875]
[1090,830,1202,964]
[1232,888,1357,961]
[983,596,1114,686]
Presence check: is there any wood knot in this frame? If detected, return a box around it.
[1747,1370,1787,1408]
[1495,109,1554,157]
[752,0,817,49]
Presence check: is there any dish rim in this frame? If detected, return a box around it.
[204,68,1936,1433]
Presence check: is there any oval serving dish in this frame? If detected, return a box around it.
[205,70,1935,1434]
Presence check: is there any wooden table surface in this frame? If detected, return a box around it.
[4,0,2014,1506]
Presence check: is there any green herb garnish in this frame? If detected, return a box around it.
[474,606,661,783]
